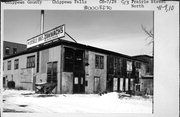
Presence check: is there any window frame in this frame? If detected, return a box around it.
[64,47,74,72]
[95,55,104,69]
[13,48,17,54]
[27,55,35,68]
[5,47,10,55]
[14,59,19,70]
[7,60,11,70]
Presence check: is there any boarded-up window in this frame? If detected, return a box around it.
[120,78,124,91]
[27,56,35,68]
[14,59,19,69]
[130,79,134,91]
[113,78,118,91]
[95,55,104,69]
[7,60,11,70]
[125,78,129,91]
[127,61,132,72]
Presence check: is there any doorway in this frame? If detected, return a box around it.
[47,62,57,83]
[64,47,85,94]
[73,50,85,93]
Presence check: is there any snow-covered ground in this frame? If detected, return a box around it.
[3,89,153,113]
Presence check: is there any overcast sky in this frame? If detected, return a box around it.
[4,10,153,56]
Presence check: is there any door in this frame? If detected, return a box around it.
[73,73,84,93]
[47,62,57,83]
[94,77,100,93]
[73,50,85,94]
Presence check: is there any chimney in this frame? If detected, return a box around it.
[40,10,44,34]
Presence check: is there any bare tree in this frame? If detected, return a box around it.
[141,25,154,114]
[141,25,154,56]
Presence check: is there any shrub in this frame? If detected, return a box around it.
[7,81,15,89]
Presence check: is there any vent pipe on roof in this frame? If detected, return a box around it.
[40,10,44,34]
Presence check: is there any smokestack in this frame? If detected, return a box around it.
[40,10,44,34]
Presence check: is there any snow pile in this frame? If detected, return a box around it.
[100,92,119,100]
[3,89,153,113]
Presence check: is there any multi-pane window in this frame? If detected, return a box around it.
[14,59,19,69]
[64,48,74,72]
[7,60,11,70]
[114,57,121,75]
[5,47,10,55]
[95,55,104,69]
[27,56,35,68]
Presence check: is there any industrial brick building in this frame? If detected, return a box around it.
[3,41,27,57]
[3,25,153,95]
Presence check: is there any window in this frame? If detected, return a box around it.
[7,60,11,70]
[127,72,132,78]
[14,59,19,69]
[127,61,132,71]
[146,65,150,73]
[27,56,35,68]
[115,57,121,75]
[135,84,140,91]
[136,62,141,68]
[74,50,84,71]
[3,77,6,85]
[5,47,10,55]
[95,55,104,69]
[13,48,17,54]
[64,48,74,72]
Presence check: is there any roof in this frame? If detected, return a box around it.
[3,39,145,63]
[133,55,153,58]
[142,75,153,79]
[4,41,27,47]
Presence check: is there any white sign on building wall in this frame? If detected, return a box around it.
[27,24,65,48]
